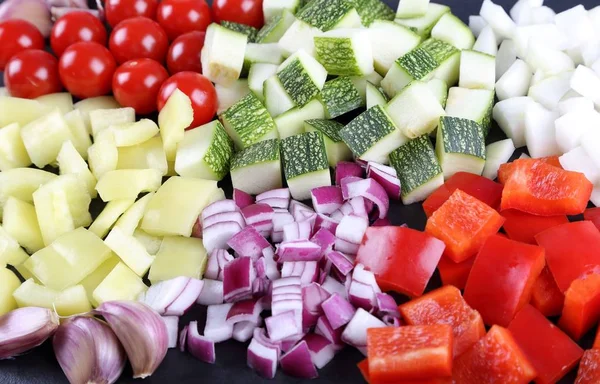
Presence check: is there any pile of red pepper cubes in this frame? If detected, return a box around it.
[355,156,600,383]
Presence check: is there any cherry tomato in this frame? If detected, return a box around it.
[105,0,159,28]
[212,0,264,29]
[59,42,117,99]
[157,72,217,129]
[156,0,212,41]
[166,31,205,74]
[0,20,45,71]
[50,11,108,57]
[4,50,62,99]
[109,17,169,65]
[113,59,169,115]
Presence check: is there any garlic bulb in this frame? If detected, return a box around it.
[0,307,59,359]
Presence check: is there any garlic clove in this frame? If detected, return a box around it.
[53,317,126,384]
[95,301,168,379]
[0,307,59,359]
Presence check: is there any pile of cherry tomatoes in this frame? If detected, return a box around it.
[0,0,264,128]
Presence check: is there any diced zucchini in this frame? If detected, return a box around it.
[220,92,279,150]
[36,93,73,115]
[105,227,155,277]
[89,107,135,139]
[257,10,297,43]
[230,139,283,195]
[350,72,384,101]
[304,119,353,166]
[2,197,44,254]
[366,82,389,109]
[221,21,258,42]
[274,99,325,139]
[386,81,446,139]
[0,122,31,171]
[431,12,475,50]
[346,0,395,26]
[175,120,234,180]
[87,130,118,179]
[93,262,147,304]
[281,131,332,200]
[263,0,300,23]
[340,105,408,164]
[421,38,460,88]
[320,76,363,118]
[96,169,163,202]
[0,268,20,315]
[492,97,532,149]
[89,199,136,239]
[57,140,97,198]
[0,96,51,128]
[0,168,56,220]
[435,116,486,178]
[149,236,208,283]
[445,87,494,137]
[482,138,515,180]
[133,230,163,256]
[13,279,58,309]
[20,109,72,168]
[73,96,121,135]
[110,119,159,147]
[368,21,421,75]
[117,136,168,175]
[459,50,496,91]
[64,109,92,160]
[114,193,154,236]
[216,79,251,115]
[248,63,278,102]
[278,19,322,57]
[389,135,444,205]
[297,0,362,31]
[158,89,194,161]
[396,0,430,18]
[426,78,448,108]
[277,50,328,107]
[202,23,248,86]
[264,75,296,117]
[381,46,438,97]
[244,43,284,74]
[314,29,374,76]
[0,225,29,267]
[394,3,450,36]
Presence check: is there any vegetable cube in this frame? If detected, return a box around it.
[88,199,136,239]
[202,23,248,86]
[73,95,121,134]
[104,227,155,276]
[54,285,92,317]
[0,225,29,267]
[57,140,97,198]
[314,29,374,77]
[0,268,21,315]
[87,129,118,180]
[559,273,600,340]
[0,122,31,171]
[12,279,58,309]
[530,266,565,318]
[0,96,51,127]
[92,262,147,304]
[230,139,283,195]
[436,256,475,291]
[2,197,44,254]
[95,169,162,202]
[117,136,168,175]
[148,236,208,283]
[20,109,72,168]
[158,89,194,161]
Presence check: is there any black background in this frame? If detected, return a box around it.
[0,0,597,383]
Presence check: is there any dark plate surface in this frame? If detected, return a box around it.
[0,0,596,383]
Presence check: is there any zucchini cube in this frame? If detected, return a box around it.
[297,0,362,31]
[274,99,326,139]
[258,10,297,43]
[202,23,248,86]
[304,119,353,167]
[431,12,475,50]
[320,76,364,119]
[315,29,374,77]
[445,87,495,137]
[459,50,496,91]
[277,50,328,108]
[230,139,282,195]
[395,3,450,37]
[368,20,421,75]
[346,0,395,26]
[436,116,486,179]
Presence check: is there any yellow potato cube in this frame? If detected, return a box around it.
[96,169,163,202]
[88,129,118,179]
[89,199,136,239]
[64,109,92,160]
[12,279,59,309]
[74,96,121,134]
[0,168,56,215]
[0,225,29,267]
[114,192,154,235]
[90,107,135,138]
[0,267,21,315]
[133,229,163,255]
[141,177,219,237]
[149,236,207,283]
[36,93,74,115]
[0,123,31,171]
[79,254,120,306]
[105,227,155,276]
[2,197,44,254]
[57,141,97,198]
[15,263,38,283]
[20,109,73,168]
[159,89,193,161]
[112,119,160,147]
[117,136,168,175]
[93,262,147,304]
[54,285,92,316]
[0,96,52,127]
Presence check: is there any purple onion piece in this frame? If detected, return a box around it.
[187,321,216,364]
[247,338,278,379]
[303,333,337,369]
[234,189,254,209]
[279,341,318,379]
[335,162,364,185]
[321,293,356,330]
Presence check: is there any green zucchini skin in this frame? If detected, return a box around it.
[281,131,329,180]
[221,21,259,42]
[202,121,235,180]
[297,0,357,31]
[321,77,363,118]
[277,58,321,107]
[346,0,395,26]
[437,116,486,158]
[339,105,397,158]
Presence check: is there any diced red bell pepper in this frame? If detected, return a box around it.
[463,235,545,327]
[508,304,583,384]
[559,273,600,340]
[358,359,452,384]
[367,325,453,382]
[575,350,600,384]
[498,157,562,184]
[594,325,600,349]
[356,226,445,298]
[399,286,485,357]
[535,221,600,293]
[425,190,505,263]
[437,256,474,290]
[500,159,592,216]
[501,209,569,245]
[584,208,600,231]
[453,325,537,384]
[530,266,565,317]
[422,172,504,217]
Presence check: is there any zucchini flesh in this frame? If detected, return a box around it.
[304,119,353,167]
[274,99,326,139]
[221,21,259,42]
[350,72,384,102]
[263,0,300,23]
[230,139,283,195]
[394,3,450,36]
[346,0,395,26]
[257,10,297,43]
[243,43,284,74]
[202,24,248,86]
[366,82,389,109]
[431,12,475,50]
[426,78,448,108]
[321,76,363,118]
[459,50,496,91]
[248,63,279,101]
[396,0,430,19]
[278,18,321,57]
[445,87,494,137]
[314,29,374,77]
[216,79,251,114]
[381,46,438,97]
[435,116,486,179]
[264,75,296,117]
[368,20,421,76]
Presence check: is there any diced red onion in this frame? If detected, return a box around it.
[353,264,381,294]
[226,299,262,325]
[204,304,234,343]
[187,321,216,364]
[348,281,376,312]
[233,321,258,342]
[165,278,204,316]
[202,200,238,221]
[334,238,360,255]
[340,176,364,199]
[376,293,400,318]
[251,220,274,237]
[138,276,190,315]
[253,327,283,354]
[179,325,188,352]
[326,250,354,277]
[302,283,330,329]
[277,240,322,262]
[254,257,267,279]
[311,186,343,215]
[315,316,344,350]
[366,161,397,177]
[262,247,280,280]
[279,341,318,379]
[233,189,254,209]
[321,293,356,330]
[289,200,316,223]
[303,333,336,369]
[272,210,295,232]
[196,279,224,306]
[273,277,302,289]
[340,308,386,355]
[203,211,246,229]
[344,178,389,219]
[247,337,278,379]
[314,214,339,234]
[162,316,179,349]
[202,221,242,253]
[265,311,302,342]
[272,279,303,331]
[335,162,364,185]
[205,249,233,281]
[282,261,319,286]
[367,164,401,200]
[255,197,289,209]
[223,257,256,303]
[283,221,312,242]
[321,276,348,299]
[257,188,290,201]
[349,197,369,217]
[310,228,336,254]
[227,226,271,260]
[242,204,274,225]
[253,277,271,299]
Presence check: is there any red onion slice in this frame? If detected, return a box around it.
[202,200,239,221]
[138,276,190,315]
[165,278,204,316]
[205,249,234,281]
[321,276,348,299]
[326,250,354,277]
[162,317,178,349]
[344,178,390,219]
[340,308,386,356]
[262,247,280,280]
[223,257,256,303]
[311,186,343,215]
[376,293,400,318]
[233,321,258,342]
[348,281,376,312]
[265,311,302,342]
[315,316,345,350]
[283,221,312,242]
[255,197,289,209]
[196,279,224,306]
[203,211,246,229]
[367,164,401,200]
[372,218,391,227]
[234,188,254,209]
[226,299,262,325]
[179,325,188,352]
[353,264,381,293]
[321,293,356,330]
[303,333,336,369]
[204,304,234,343]
[256,188,291,201]
[277,240,322,262]
[280,341,318,379]
[340,176,364,200]
[335,162,364,185]
[334,238,360,255]
[310,228,336,253]
[242,204,274,225]
[227,226,271,259]
[203,221,242,253]
[187,321,216,364]
[314,214,339,234]
[247,338,278,379]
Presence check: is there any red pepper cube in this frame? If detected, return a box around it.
[399,286,485,357]
[367,325,453,382]
[358,359,452,384]
[575,350,600,384]
[559,273,600,341]
[594,325,600,349]
[436,256,474,290]
[508,304,583,384]
[535,221,600,293]
[356,226,445,298]
[453,325,537,384]
[502,209,569,245]
[463,235,545,327]
[530,266,565,317]
[422,172,503,217]
[425,189,505,263]
[584,207,600,232]
[498,157,562,184]
[501,159,592,216]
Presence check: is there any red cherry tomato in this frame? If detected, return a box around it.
[109,17,169,65]
[105,0,159,28]
[212,0,264,29]
[157,72,217,129]
[4,49,62,99]
[156,0,212,41]
[113,59,169,115]
[50,11,108,57]
[0,20,45,71]
[59,42,117,99]
[166,31,205,74]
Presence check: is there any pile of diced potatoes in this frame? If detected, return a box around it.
[0,90,222,317]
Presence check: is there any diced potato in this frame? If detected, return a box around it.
[64,109,92,160]
[117,136,168,175]
[0,168,56,217]
[208,188,226,204]
[141,177,219,237]
[105,227,155,276]
[0,96,52,127]
[57,141,97,198]
[36,93,74,115]
[149,236,207,283]
[96,169,163,202]
[0,225,29,267]
[89,107,135,138]
[133,229,163,255]
[0,123,31,171]
[89,199,136,239]
[54,285,92,316]
[74,96,121,134]
[79,254,120,306]
[0,267,21,315]
[114,193,154,235]
[158,89,193,161]
[88,129,118,179]
[111,119,160,147]
[93,262,148,304]
[15,263,38,283]
[20,109,73,168]
[12,279,59,309]
[2,197,44,254]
